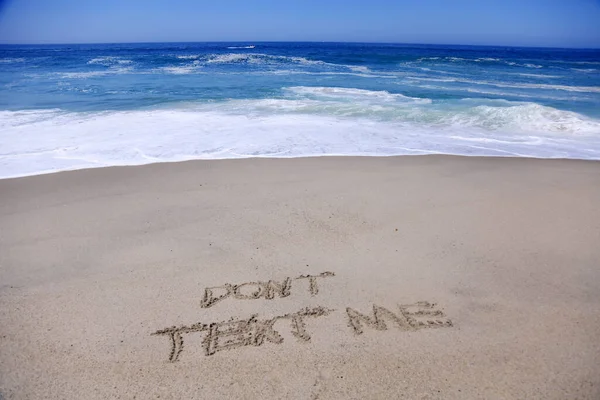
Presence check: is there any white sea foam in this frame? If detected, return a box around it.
[268,70,397,79]
[515,73,561,79]
[556,60,600,65]
[60,67,134,79]
[406,76,600,93]
[206,53,256,64]
[285,86,432,104]
[421,68,462,75]
[414,84,582,101]
[0,109,64,128]
[572,68,598,73]
[462,88,539,98]
[415,56,544,69]
[227,45,256,49]
[446,103,600,133]
[202,53,340,69]
[0,58,26,63]
[478,81,600,93]
[63,57,135,78]
[87,56,132,65]
[348,66,372,73]
[176,55,201,60]
[2,95,599,178]
[158,65,203,75]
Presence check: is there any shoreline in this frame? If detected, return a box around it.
[2,153,600,181]
[1,155,599,399]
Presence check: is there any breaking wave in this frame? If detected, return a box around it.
[406,76,600,93]
[2,90,599,178]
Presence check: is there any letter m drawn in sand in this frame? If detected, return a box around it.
[346,302,452,335]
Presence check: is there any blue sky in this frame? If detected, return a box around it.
[0,0,599,47]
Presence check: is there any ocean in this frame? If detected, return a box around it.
[1,42,599,178]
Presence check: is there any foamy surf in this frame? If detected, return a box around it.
[1,95,599,179]
[284,86,431,103]
[87,56,133,65]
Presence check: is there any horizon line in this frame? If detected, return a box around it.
[1,40,598,51]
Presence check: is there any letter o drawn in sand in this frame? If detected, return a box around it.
[233,282,265,300]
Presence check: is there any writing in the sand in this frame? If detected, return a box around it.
[152,272,453,362]
[200,272,335,308]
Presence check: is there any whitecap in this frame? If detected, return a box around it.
[59,67,134,79]
[267,70,398,79]
[515,73,561,78]
[348,66,372,73]
[284,86,431,103]
[572,68,598,73]
[0,58,26,63]
[159,66,198,75]
[405,76,600,93]
[87,56,132,65]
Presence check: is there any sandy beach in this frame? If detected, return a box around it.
[1,155,599,399]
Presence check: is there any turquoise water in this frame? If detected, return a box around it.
[1,42,600,178]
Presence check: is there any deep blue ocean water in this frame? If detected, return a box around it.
[1,42,599,178]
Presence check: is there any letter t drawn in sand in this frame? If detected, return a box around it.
[152,306,334,362]
[296,272,335,296]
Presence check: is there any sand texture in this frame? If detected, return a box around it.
[1,155,599,399]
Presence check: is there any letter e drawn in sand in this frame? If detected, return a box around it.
[152,306,334,362]
[202,314,283,356]
[347,302,452,335]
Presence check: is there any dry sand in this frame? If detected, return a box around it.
[1,155,599,399]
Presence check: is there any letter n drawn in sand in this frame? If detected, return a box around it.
[264,278,292,299]
[346,302,452,335]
